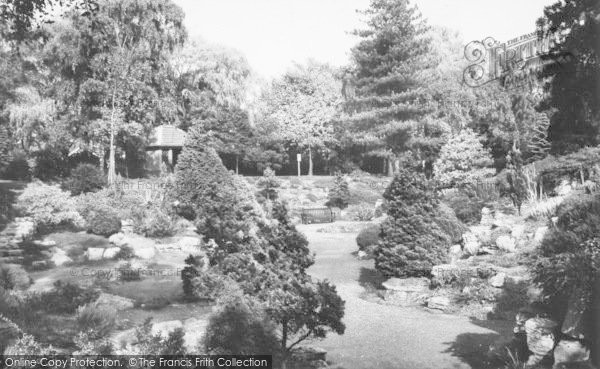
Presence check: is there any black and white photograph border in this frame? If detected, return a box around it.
[0,0,599,368]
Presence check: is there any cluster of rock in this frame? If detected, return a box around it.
[457,207,548,257]
[0,217,35,264]
[513,301,592,368]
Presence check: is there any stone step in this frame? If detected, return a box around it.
[0,250,23,257]
[0,256,24,264]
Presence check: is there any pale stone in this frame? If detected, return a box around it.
[109,232,127,247]
[121,234,157,259]
[382,277,429,292]
[534,226,549,244]
[86,247,105,261]
[511,224,526,240]
[357,250,367,259]
[525,317,558,365]
[427,296,451,310]
[449,244,462,255]
[462,232,480,255]
[151,320,183,338]
[96,293,134,311]
[496,235,517,253]
[554,340,590,366]
[102,247,121,259]
[556,181,572,196]
[109,328,138,350]
[182,318,208,352]
[50,247,72,266]
[489,273,506,288]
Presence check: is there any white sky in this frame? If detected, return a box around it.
[173,0,556,79]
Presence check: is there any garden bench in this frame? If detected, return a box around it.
[300,207,337,224]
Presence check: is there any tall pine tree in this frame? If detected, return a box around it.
[344,0,437,175]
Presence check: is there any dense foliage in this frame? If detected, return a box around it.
[15,182,83,232]
[434,129,495,188]
[63,164,105,195]
[85,207,121,236]
[326,173,350,209]
[376,168,451,277]
[531,193,600,316]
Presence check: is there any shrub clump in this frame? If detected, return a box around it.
[132,207,175,238]
[85,207,121,237]
[443,188,485,225]
[174,131,264,243]
[531,193,600,313]
[15,182,83,232]
[376,168,451,278]
[356,224,380,251]
[63,163,105,195]
[433,128,495,188]
[30,281,100,314]
[204,298,279,356]
[76,303,117,339]
[434,203,468,244]
[0,264,31,290]
[326,173,350,209]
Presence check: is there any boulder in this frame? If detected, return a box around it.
[553,340,590,366]
[103,247,121,259]
[175,236,202,253]
[462,232,480,256]
[556,180,572,196]
[108,233,127,247]
[480,207,493,226]
[85,247,105,261]
[496,235,517,252]
[50,247,72,266]
[357,250,368,259]
[511,224,526,241]
[382,277,429,292]
[182,318,208,352]
[489,273,506,288]
[382,277,430,306]
[534,226,549,244]
[449,244,462,255]
[123,235,157,259]
[151,320,183,338]
[427,296,451,311]
[432,264,474,285]
[95,293,134,311]
[525,317,558,365]
[470,225,492,246]
[33,239,57,247]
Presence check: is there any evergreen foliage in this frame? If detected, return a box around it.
[326,173,350,209]
[63,164,105,195]
[376,168,450,277]
[345,0,437,173]
[433,129,495,188]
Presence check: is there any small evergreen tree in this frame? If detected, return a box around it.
[256,167,280,201]
[181,254,203,301]
[376,168,450,277]
[505,146,528,214]
[433,129,495,188]
[326,173,350,209]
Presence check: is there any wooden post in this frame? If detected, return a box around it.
[592,277,600,365]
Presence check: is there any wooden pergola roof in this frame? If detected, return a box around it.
[146,125,186,149]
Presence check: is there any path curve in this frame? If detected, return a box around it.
[299,223,512,369]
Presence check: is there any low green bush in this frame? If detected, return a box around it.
[86,207,121,237]
[326,173,350,209]
[443,189,485,225]
[204,298,279,356]
[435,203,468,244]
[118,262,142,282]
[63,164,105,195]
[0,264,31,290]
[531,193,600,315]
[132,207,175,238]
[30,281,100,314]
[356,224,380,251]
[354,205,375,221]
[32,147,69,181]
[76,303,117,339]
[15,182,83,232]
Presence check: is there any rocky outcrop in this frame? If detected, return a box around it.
[489,273,506,288]
[524,317,558,366]
[95,293,135,311]
[381,277,430,306]
[496,235,516,253]
[427,295,451,311]
[462,232,480,256]
[553,339,590,367]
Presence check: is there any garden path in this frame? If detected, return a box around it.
[299,222,513,369]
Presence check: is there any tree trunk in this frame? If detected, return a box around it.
[592,277,600,365]
[308,146,313,176]
[107,88,117,187]
[387,158,394,177]
[235,155,239,175]
[281,322,288,369]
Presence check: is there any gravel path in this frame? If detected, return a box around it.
[299,223,513,369]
